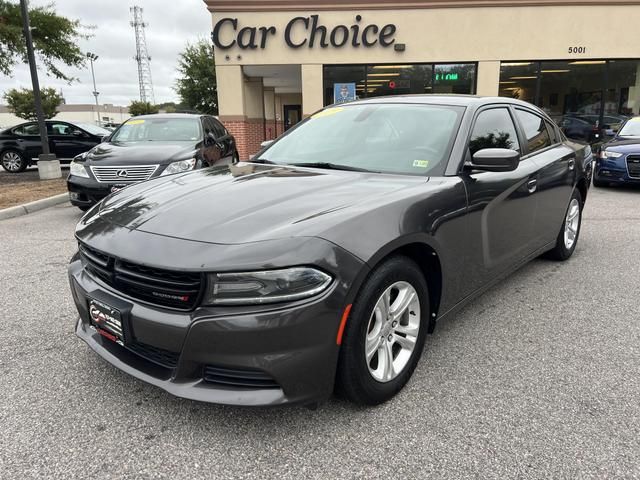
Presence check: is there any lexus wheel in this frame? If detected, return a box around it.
[545,189,582,261]
[336,256,429,405]
[1,150,27,173]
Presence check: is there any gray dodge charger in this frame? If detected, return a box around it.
[68,95,592,407]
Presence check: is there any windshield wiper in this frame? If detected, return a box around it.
[288,162,375,173]
[251,158,280,165]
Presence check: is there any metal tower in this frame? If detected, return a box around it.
[130,6,155,104]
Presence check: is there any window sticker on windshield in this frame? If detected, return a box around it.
[312,107,344,119]
[127,119,145,125]
[413,160,429,168]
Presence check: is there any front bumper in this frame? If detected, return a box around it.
[67,175,115,207]
[594,157,640,185]
[68,243,363,407]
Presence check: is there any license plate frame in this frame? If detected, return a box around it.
[87,297,126,344]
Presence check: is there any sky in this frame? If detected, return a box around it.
[0,0,213,107]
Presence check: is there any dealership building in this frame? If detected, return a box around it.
[204,0,640,159]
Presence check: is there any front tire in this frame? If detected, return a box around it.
[336,256,430,405]
[545,189,582,261]
[1,149,28,173]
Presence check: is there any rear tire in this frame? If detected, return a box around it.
[545,189,582,261]
[336,256,429,405]
[1,149,28,173]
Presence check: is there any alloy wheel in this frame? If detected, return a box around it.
[2,151,23,172]
[563,198,580,250]
[365,281,421,383]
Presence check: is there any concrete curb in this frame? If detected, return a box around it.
[0,193,70,221]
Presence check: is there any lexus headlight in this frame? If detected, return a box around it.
[600,150,623,159]
[161,158,197,176]
[70,161,89,178]
[204,267,332,305]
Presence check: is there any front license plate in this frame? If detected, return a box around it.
[88,298,125,344]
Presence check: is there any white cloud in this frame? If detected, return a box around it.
[0,0,213,106]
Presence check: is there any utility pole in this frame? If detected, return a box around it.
[87,53,101,126]
[19,0,60,179]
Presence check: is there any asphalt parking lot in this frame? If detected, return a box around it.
[1,185,639,479]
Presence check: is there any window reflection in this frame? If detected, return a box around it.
[468,108,520,155]
[433,64,476,94]
[365,64,432,98]
[498,62,537,103]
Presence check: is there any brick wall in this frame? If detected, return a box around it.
[222,119,265,160]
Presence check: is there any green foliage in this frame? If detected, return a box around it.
[0,1,90,81]
[129,101,159,116]
[3,87,63,120]
[174,40,217,115]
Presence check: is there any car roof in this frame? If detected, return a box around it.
[126,113,204,120]
[347,94,546,109]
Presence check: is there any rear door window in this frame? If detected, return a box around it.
[516,109,552,154]
[13,123,40,136]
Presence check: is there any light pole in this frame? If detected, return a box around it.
[19,0,60,179]
[87,52,100,126]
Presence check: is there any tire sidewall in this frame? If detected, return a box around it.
[338,256,430,404]
[557,189,583,259]
[1,149,27,173]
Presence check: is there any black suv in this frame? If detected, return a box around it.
[67,113,238,210]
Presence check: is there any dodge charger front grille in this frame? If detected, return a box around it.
[79,243,204,310]
[90,165,158,183]
[626,155,640,178]
[203,365,280,389]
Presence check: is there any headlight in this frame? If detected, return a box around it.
[204,267,332,305]
[161,158,197,176]
[70,161,89,178]
[600,150,623,159]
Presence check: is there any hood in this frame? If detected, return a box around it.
[84,141,198,165]
[83,163,427,244]
[602,137,640,153]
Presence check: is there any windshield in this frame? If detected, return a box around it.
[258,103,464,175]
[75,123,111,136]
[618,117,640,137]
[111,117,201,142]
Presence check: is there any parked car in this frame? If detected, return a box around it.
[69,96,591,407]
[559,114,601,143]
[67,113,238,210]
[593,116,640,187]
[0,120,111,172]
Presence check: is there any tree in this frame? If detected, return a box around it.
[129,101,159,116]
[0,1,89,81]
[3,87,62,120]
[175,40,217,115]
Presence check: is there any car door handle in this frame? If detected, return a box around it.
[527,178,537,193]
[568,158,575,171]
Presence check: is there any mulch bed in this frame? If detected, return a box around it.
[0,169,68,209]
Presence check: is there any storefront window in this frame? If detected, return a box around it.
[499,59,640,144]
[433,64,476,94]
[365,64,432,98]
[498,62,538,104]
[323,63,476,105]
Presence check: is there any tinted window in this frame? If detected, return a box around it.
[260,103,463,176]
[469,108,520,155]
[516,109,551,153]
[202,117,215,137]
[210,118,227,138]
[13,123,39,136]
[49,122,81,136]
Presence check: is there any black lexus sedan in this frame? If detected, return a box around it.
[69,95,591,407]
[67,113,238,210]
[0,120,111,172]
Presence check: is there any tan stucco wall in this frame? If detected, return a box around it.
[211,6,640,66]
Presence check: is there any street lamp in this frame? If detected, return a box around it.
[86,52,101,126]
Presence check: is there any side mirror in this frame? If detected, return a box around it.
[101,135,110,143]
[469,148,520,172]
[260,140,274,148]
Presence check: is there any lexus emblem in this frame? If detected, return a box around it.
[116,169,128,178]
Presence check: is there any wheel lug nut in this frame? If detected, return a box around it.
[388,334,393,342]
[392,321,398,328]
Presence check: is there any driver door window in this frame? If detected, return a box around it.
[469,108,520,156]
